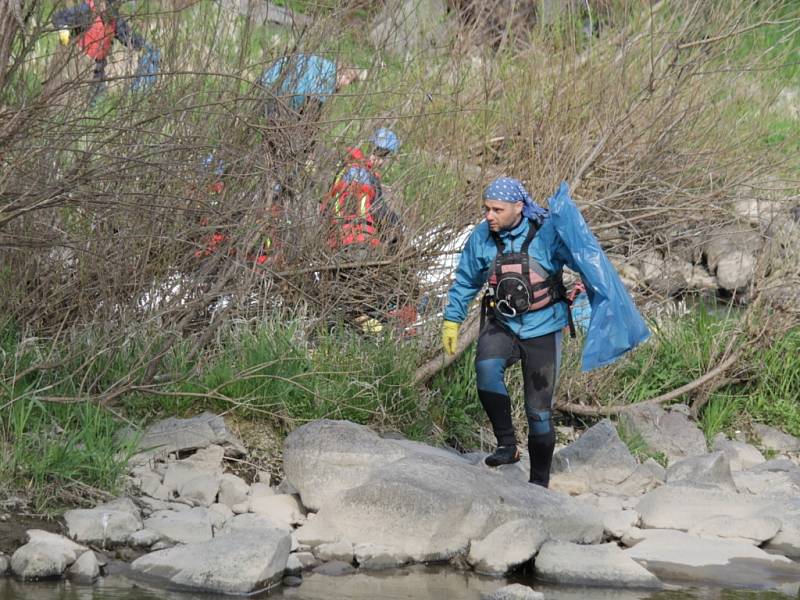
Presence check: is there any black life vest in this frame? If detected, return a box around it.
[482,219,575,335]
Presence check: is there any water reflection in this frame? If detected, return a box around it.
[1,568,797,600]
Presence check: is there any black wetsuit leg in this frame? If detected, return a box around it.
[475,319,520,447]
[518,331,561,487]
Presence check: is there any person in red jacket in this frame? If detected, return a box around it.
[53,0,158,102]
[321,128,402,252]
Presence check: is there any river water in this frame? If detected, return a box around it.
[2,566,798,600]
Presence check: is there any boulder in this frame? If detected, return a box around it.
[163,464,214,496]
[535,541,661,588]
[688,514,781,543]
[143,507,215,544]
[703,224,762,292]
[315,540,354,563]
[64,502,143,544]
[601,509,640,540]
[712,435,765,471]
[353,543,411,570]
[250,494,305,527]
[129,529,162,548]
[752,424,800,454]
[0,553,9,576]
[635,485,765,531]
[218,473,249,508]
[131,412,246,462]
[217,513,292,536]
[624,529,800,587]
[620,404,707,464]
[467,519,547,576]
[288,422,602,563]
[67,550,100,582]
[482,584,544,600]
[131,529,291,594]
[177,474,220,507]
[551,420,639,491]
[733,469,800,497]
[665,452,737,491]
[283,419,406,511]
[10,530,87,580]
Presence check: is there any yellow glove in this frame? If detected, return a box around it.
[58,29,71,46]
[442,320,459,355]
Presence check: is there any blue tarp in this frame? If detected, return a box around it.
[548,182,650,371]
[260,54,337,110]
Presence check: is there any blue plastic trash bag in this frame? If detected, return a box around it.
[260,54,337,110]
[548,181,650,371]
[132,45,160,92]
[571,291,592,333]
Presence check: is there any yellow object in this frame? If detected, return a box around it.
[58,29,71,46]
[442,320,459,355]
[356,315,383,334]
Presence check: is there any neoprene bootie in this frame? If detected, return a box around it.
[485,444,520,467]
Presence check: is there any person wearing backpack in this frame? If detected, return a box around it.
[441,177,649,488]
[322,127,402,252]
[53,0,159,102]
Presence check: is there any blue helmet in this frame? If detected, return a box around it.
[369,128,400,154]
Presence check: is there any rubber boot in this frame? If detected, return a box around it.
[527,410,555,488]
[477,389,516,447]
[485,444,520,467]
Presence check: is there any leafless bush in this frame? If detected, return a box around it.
[1,0,798,404]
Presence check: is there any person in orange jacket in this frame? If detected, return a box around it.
[53,0,158,102]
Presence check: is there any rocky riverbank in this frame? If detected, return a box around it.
[2,410,800,599]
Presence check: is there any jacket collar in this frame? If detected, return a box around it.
[492,216,528,240]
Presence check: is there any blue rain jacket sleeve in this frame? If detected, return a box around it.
[443,222,490,323]
[547,181,650,371]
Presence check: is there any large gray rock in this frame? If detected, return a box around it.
[551,420,639,490]
[64,499,143,544]
[752,424,800,453]
[712,435,765,471]
[218,473,249,508]
[535,541,661,588]
[289,421,603,563]
[733,469,800,497]
[67,550,100,582]
[0,553,9,576]
[665,452,736,491]
[635,485,764,531]
[177,474,220,507]
[624,529,800,587]
[143,507,215,544]
[369,0,452,59]
[620,404,707,464]
[353,543,410,570]
[131,529,291,594]
[283,420,407,511]
[250,494,305,527]
[688,514,781,543]
[468,519,547,576]
[131,412,246,462]
[703,224,762,292]
[218,513,291,536]
[10,530,87,580]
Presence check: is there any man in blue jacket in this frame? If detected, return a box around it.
[442,177,577,487]
[442,177,650,488]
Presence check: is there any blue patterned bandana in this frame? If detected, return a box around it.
[483,177,547,222]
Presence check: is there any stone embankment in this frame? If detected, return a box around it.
[2,409,800,599]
